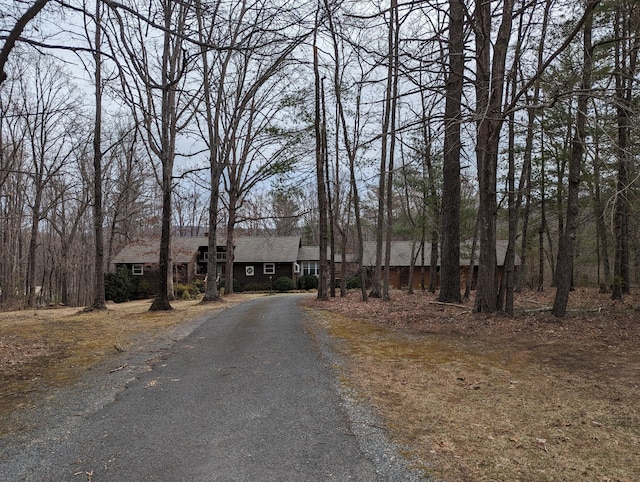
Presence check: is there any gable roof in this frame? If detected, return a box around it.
[297,245,353,264]
[112,237,209,264]
[233,236,300,263]
[361,240,519,267]
[362,241,425,267]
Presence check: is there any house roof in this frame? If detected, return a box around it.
[362,241,426,267]
[112,237,209,264]
[297,245,354,263]
[112,236,519,268]
[361,240,519,267]
[233,236,300,263]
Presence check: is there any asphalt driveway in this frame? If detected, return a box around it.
[0,294,424,481]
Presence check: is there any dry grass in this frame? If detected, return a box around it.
[305,289,640,482]
[0,295,254,435]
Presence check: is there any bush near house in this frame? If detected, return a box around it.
[242,282,270,292]
[274,276,295,292]
[297,275,318,290]
[104,268,137,303]
[136,280,153,299]
[218,278,241,293]
[174,283,201,300]
[346,275,362,289]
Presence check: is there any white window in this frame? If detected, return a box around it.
[293,263,301,274]
[132,264,143,276]
[216,251,227,261]
[264,263,275,275]
[203,251,209,261]
[302,261,318,276]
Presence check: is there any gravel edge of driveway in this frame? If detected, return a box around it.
[303,308,431,482]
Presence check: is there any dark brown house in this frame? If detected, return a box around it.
[111,237,210,291]
[111,235,304,295]
[231,236,301,289]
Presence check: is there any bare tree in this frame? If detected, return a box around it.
[16,56,80,307]
[0,0,50,85]
[314,30,329,301]
[611,0,640,300]
[88,0,107,310]
[438,0,465,304]
[322,0,370,302]
[107,0,198,310]
[552,1,597,317]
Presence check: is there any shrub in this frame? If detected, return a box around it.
[193,278,205,293]
[297,274,318,290]
[242,282,270,292]
[175,283,200,299]
[218,278,241,293]
[274,276,295,292]
[136,280,153,298]
[346,275,362,289]
[105,268,137,303]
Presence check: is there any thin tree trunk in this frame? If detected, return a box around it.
[612,2,639,299]
[383,0,399,301]
[323,0,367,302]
[91,0,106,310]
[313,36,329,301]
[464,214,480,302]
[553,1,596,317]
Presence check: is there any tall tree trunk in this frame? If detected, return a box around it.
[538,138,546,291]
[323,0,367,302]
[474,0,514,313]
[591,123,611,288]
[383,0,399,301]
[516,0,551,293]
[371,4,394,300]
[552,1,596,317]
[314,37,329,301]
[91,0,106,310]
[196,0,221,303]
[321,78,336,298]
[612,2,639,300]
[438,0,464,304]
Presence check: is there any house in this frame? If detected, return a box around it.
[112,235,518,296]
[361,240,519,290]
[231,236,301,289]
[111,237,208,291]
[111,235,304,295]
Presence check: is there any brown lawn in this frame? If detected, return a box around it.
[304,288,640,482]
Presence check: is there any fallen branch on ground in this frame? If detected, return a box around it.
[429,301,468,309]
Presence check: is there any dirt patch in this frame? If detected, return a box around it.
[305,288,640,482]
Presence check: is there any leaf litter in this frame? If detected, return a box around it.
[304,288,640,482]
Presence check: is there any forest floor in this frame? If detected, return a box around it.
[304,287,640,482]
[1,289,638,481]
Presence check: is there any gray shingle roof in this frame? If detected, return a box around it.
[233,236,300,263]
[297,245,354,263]
[361,240,518,267]
[111,237,209,264]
